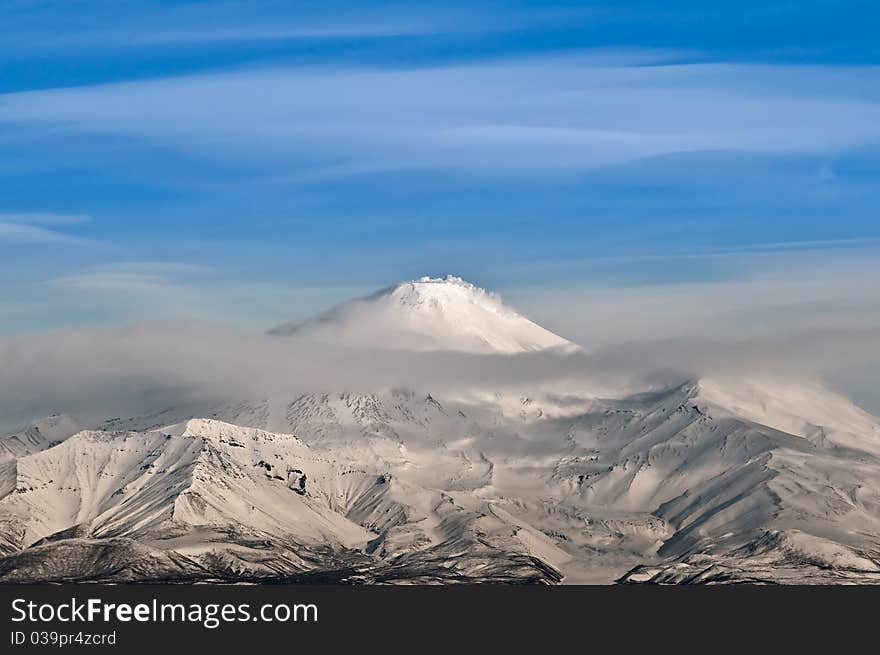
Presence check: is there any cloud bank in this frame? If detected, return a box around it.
[2,315,879,433]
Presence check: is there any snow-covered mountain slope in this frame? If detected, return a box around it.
[3,376,873,584]
[698,377,880,456]
[0,414,80,460]
[269,275,577,354]
[2,277,880,584]
[0,418,562,583]
[202,379,880,583]
[561,379,880,583]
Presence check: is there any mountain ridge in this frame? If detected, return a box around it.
[2,277,879,583]
[3,374,879,583]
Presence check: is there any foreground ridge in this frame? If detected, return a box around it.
[2,376,880,584]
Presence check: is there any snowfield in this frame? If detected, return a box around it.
[269,275,578,354]
[2,277,880,584]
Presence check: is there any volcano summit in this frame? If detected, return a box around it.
[269,275,578,354]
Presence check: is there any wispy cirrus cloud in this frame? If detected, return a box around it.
[50,261,209,292]
[0,212,94,245]
[0,212,90,225]
[35,261,367,332]
[41,21,432,50]
[51,272,171,293]
[1,1,602,54]
[2,57,879,176]
[88,261,211,275]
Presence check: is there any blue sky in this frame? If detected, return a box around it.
[2,0,880,338]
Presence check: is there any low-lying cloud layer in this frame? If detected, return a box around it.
[2,317,879,433]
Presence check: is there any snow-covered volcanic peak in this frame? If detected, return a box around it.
[270,275,578,354]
